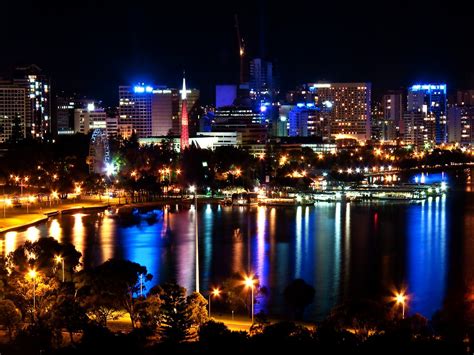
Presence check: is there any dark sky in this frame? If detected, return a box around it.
[2,0,472,105]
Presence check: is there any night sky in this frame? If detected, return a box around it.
[2,0,472,105]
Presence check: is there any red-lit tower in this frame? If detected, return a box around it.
[180,74,189,151]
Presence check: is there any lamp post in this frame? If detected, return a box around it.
[208,288,220,318]
[244,275,256,323]
[190,185,199,293]
[55,256,65,282]
[395,292,407,319]
[28,269,37,319]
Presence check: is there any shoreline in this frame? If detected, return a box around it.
[0,201,112,234]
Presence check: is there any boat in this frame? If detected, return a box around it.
[260,196,314,206]
[232,192,259,206]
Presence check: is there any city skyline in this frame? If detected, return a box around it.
[1,0,473,105]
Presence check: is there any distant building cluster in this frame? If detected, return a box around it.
[1,61,473,151]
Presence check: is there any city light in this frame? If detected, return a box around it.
[394,291,408,319]
[105,162,117,176]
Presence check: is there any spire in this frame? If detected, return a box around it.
[180,70,189,151]
[181,71,187,100]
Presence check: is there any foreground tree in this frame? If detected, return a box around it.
[0,299,22,340]
[78,259,151,328]
[158,283,194,343]
[51,295,89,343]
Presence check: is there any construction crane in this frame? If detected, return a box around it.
[234,14,245,85]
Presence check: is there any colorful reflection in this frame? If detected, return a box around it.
[4,188,470,321]
[407,195,447,318]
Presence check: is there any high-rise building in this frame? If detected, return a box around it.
[249,58,273,92]
[13,65,51,140]
[308,83,371,142]
[447,106,474,144]
[151,89,176,136]
[382,90,403,140]
[0,84,26,143]
[403,111,431,148]
[119,84,153,138]
[288,104,323,138]
[407,84,447,144]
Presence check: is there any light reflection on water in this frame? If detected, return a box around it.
[2,190,472,321]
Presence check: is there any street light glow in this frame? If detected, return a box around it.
[212,288,221,297]
[189,185,196,193]
[244,275,255,288]
[28,269,37,279]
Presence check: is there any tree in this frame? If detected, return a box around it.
[7,237,81,279]
[136,286,163,332]
[51,295,89,343]
[187,292,209,327]
[77,259,151,328]
[0,299,22,340]
[158,283,194,343]
[283,279,315,320]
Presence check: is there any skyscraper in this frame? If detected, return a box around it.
[309,83,371,142]
[382,90,403,140]
[151,89,177,136]
[180,76,189,151]
[407,84,447,144]
[0,84,26,143]
[118,84,153,138]
[13,65,51,140]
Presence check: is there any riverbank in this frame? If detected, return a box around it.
[0,197,117,234]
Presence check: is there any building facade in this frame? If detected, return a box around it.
[309,82,371,142]
[0,85,26,143]
[407,84,447,145]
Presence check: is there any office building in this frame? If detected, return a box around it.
[308,82,371,142]
[119,84,153,138]
[382,90,403,140]
[447,106,474,144]
[151,89,177,136]
[288,103,324,138]
[13,65,51,140]
[0,84,26,143]
[403,111,431,148]
[407,84,447,144]
[74,104,107,134]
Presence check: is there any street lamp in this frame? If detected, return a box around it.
[208,288,220,318]
[395,292,407,319]
[27,269,37,319]
[55,255,65,282]
[189,185,199,293]
[244,275,256,324]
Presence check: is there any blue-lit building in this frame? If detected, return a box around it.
[119,84,154,138]
[288,103,323,138]
[407,84,447,145]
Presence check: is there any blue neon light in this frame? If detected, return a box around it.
[410,84,446,94]
[134,85,154,94]
[296,103,305,108]
[260,105,268,113]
